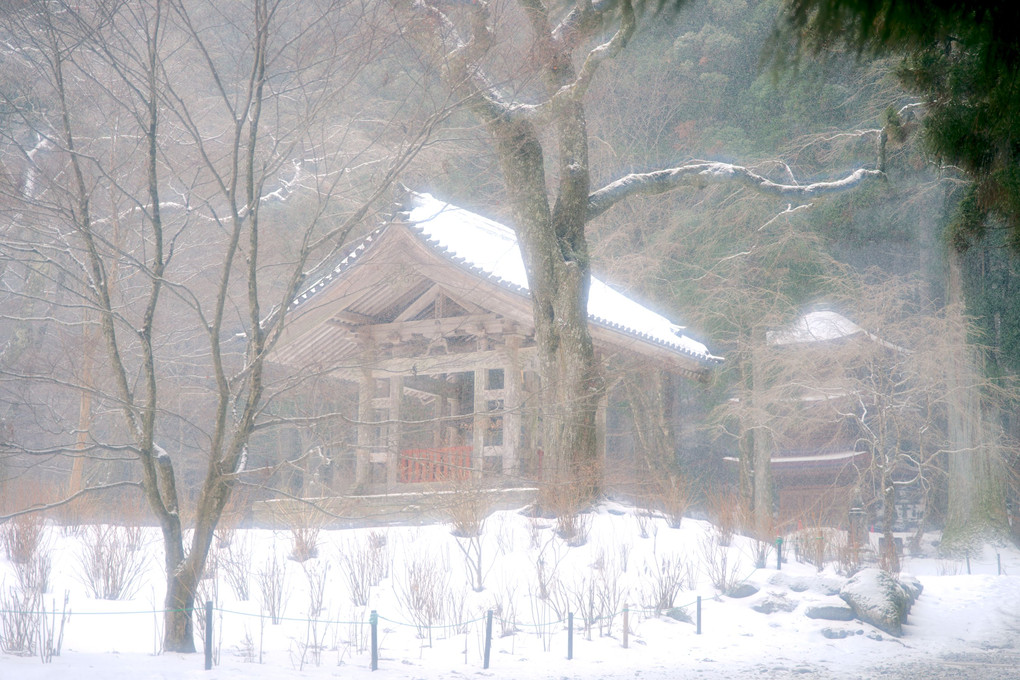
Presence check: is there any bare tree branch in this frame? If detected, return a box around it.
[588,162,886,221]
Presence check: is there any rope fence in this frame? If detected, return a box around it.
[0,594,715,671]
[0,552,1009,671]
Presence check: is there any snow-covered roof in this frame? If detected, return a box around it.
[404,193,720,364]
[767,309,906,353]
[767,310,864,346]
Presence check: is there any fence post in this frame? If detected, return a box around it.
[776,537,783,571]
[370,610,378,671]
[696,596,702,635]
[998,553,1002,575]
[966,555,971,575]
[567,612,573,660]
[622,605,629,649]
[483,610,493,669]
[204,600,213,670]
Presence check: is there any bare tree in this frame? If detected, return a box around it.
[388,0,887,502]
[0,0,439,652]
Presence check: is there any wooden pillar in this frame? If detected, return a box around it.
[435,379,447,449]
[473,368,487,479]
[503,337,522,477]
[523,370,541,478]
[356,368,373,488]
[387,376,403,488]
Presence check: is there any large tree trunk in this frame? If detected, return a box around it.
[944,251,1006,546]
[491,111,603,501]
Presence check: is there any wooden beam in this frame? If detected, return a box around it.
[394,284,439,322]
[365,313,508,344]
[330,346,539,381]
[329,310,378,325]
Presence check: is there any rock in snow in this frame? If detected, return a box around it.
[752,591,799,614]
[804,598,856,621]
[839,568,915,637]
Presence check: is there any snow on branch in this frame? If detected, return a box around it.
[587,162,885,220]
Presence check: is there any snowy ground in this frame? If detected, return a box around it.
[2,502,1019,679]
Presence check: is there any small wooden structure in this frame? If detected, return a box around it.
[270,192,720,491]
[758,310,880,523]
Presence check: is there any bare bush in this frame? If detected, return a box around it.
[701,533,744,592]
[449,483,492,592]
[14,552,51,598]
[656,474,695,529]
[539,481,592,547]
[593,555,624,637]
[556,510,592,547]
[634,509,652,539]
[705,488,743,547]
[340,532,389,607]
[494,514,515,556]
[527,517,543,549]
[395,550,450,642]
[448,483,491,538]
[221,533,253,601]
[531,538,569,620]
[566,573,598,638]
[0,584,39,655]
[299,562,329,669]
[78,525,148,600]
[256,552,288,625]
[289,516,321,563]
[793,526,841,572]
[744,514,777,569]
[1,514,45,565]
[645,552,692,614]
[491,583,519,637]
[38,591,70,663]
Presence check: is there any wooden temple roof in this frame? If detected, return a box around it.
[271,192,721,378]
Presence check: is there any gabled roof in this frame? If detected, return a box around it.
[401,193,719,364]
[767,309,904,352]
[277,192,720,371]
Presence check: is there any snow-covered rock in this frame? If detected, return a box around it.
[805,598,856,621]
[839,568,913,637]
[726,582,760,599]
[767,571,843,596]
[752,591,798,614]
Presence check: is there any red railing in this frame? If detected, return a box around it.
[399,446,473,483]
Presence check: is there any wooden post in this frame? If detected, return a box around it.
[370,610,378,671]
[483,610,493,669]
[696,596,702,635]
[387,376,403,487]
[356,368,374,487]
[473,368,487,479]
[435,379,447,449]
[966,554,971,575]
[567,612,573,660]
[503,337,522,476]
[622,605,629,649]
[998,553,1002,575]
[204,600,213,670]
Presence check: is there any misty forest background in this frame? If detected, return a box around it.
[1,0,1018,600]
